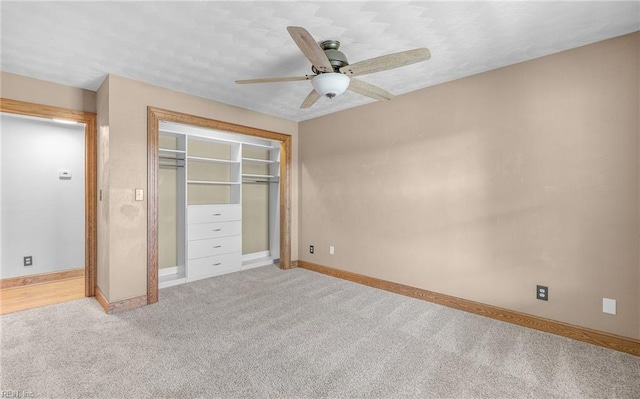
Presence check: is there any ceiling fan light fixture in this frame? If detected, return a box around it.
[312,73,350,99]
[238,26,431,108]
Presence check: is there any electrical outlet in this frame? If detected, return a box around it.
[309,245,314,254]
[329,245,335,255]
[603,298,616,315]
[24,256,33,266]
[536,285,548,301]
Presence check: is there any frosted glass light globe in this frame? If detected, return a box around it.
[311,73,350,98]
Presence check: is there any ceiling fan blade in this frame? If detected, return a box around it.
[287,26,333,73]
[300,90,321,109]
[340,48,431,77]
[236,75,314,84]
[348,78,395,101]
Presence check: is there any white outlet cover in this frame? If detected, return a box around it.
[329,246,335,255]
[603,298,616,315]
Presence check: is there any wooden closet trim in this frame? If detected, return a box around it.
[0,98,97,297]
[146,107,292,304]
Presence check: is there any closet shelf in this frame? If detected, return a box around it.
[243,142,275,150]
[242,157,278,164]
[187,156,239,164]
[242,174,277,179]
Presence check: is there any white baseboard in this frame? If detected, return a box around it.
[159,266,179,277]
[242,250,270,262]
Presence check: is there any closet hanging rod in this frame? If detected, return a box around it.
[160,156,186,161]
[242,180,278,184]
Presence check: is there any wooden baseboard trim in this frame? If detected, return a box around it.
[298,261,640,357]
[110,294,148,313]
[0,268,85,289]
[95,286,110,313]
[94,286,147,314]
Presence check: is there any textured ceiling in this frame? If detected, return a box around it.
[1,1,638,122]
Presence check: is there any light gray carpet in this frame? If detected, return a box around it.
[1,266,639,398]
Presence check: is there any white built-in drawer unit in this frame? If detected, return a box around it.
[188,252,242,281]
[188,221,242,240]
[188,235,242,259]
[187,204,242,282]
[188,204,242,224]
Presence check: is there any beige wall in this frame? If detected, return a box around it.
[101,75,298,301]
[1,72,96,113]
[299,33,640,339]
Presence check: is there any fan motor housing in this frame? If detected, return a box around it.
[312,40,348,73]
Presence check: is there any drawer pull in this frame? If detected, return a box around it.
[213,245,222,248]
[213,262,222,266]
[213,213,222,216]
[213,229,222,232]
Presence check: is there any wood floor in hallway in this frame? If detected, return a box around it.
[0,276,85,315]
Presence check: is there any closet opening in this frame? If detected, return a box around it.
[147,107,291,304]
[0,98,97,312]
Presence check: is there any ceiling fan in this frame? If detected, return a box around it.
[236,26,431,109]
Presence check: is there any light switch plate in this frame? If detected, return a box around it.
[135,189,144,201]
[329,245,334,255]
[603,298,616,315]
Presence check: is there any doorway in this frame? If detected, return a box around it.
[0,98,96,313]
[147,107,292,304]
